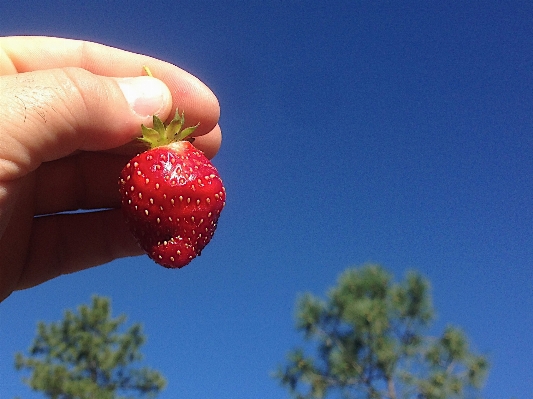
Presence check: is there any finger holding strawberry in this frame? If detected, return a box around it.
[118,67,226,269]
[0,36,222,301]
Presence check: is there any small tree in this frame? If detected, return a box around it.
[15,295,166,399]
[276,264,489,399]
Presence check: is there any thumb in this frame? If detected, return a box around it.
[0,67,172,179]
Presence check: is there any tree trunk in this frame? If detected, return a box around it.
[387,377,397,399]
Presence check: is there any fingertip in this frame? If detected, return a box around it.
[162,70,220,134]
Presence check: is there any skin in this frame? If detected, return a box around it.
[0,36,222,301]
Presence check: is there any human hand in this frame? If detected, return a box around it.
[0,36,221,301]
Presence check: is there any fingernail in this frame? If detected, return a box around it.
[117,76,171,117]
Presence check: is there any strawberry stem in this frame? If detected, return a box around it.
[143,66,154,77]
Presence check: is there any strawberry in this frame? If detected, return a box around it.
[119,110,225,268]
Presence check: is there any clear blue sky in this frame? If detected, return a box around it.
[1,1,532,398]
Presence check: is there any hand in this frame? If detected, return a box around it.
[0,36,221,301]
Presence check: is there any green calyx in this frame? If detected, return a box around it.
[140,110,199,149]
[139,66,199,149]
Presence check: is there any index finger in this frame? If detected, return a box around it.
[0,36,220,136]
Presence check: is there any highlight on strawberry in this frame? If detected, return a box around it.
[119,69,225,268]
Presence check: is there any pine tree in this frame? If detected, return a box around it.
[276,264,489,399]
[15,295,166,399]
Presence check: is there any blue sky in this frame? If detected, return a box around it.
[1,1,532,398]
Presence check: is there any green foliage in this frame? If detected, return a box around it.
[276,264,489,399]
[15,295,166,399]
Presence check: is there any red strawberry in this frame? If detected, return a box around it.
[119,110,225,268]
